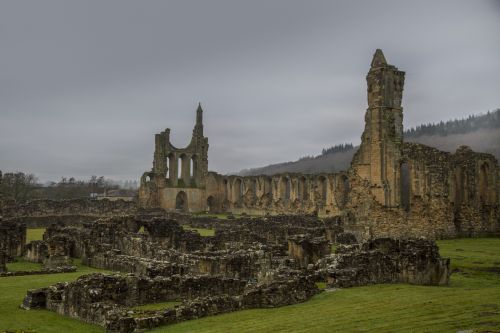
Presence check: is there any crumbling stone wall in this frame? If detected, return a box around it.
[43,235,73,268]
[0,198,137,229]
[342,143,499,241]
[20,211,457,332]
[22,272,319,332]
[138,104,209,211]
[135,49,499,241]
[1,198,136,218]
[86,252,188,277]
[25,240,48,263]
[0,218,26,260]
[319,238,450,288]
[203,172,350,217]
[22,273,246,324]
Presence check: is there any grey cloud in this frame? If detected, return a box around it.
[1,0,499,181]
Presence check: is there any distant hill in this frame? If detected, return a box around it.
[238,109,500,176]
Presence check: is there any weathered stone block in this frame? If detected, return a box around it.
[288,235,329,269]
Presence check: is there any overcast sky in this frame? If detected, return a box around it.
[1,0,499,182]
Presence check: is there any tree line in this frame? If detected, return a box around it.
[321,143,355,156]
[0,171,137,202]
[405,109,500,138]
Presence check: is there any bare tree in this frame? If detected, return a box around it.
[0,172,39,202]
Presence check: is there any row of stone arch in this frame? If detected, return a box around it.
[165,153,198,186]
[450,161,495,206]
[217,174,349,208]
[399,158,496,213]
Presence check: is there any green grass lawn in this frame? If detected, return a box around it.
[26,228,46,243]
[1,238,499,332]
[6,257,43,272]
[0,260,109,333]
[182,226,215,237]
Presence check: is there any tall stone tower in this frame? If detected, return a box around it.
[352,49,405,207]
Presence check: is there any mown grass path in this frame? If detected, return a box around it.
[1,238,499,332]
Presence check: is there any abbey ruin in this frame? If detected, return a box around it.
[0,49,497,333]
[139,49,500,240]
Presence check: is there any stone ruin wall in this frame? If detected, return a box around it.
[41,215,332,278]
[20,213,451,332]
[342,142,500,241]
[319,238,451,288]
[22,271,319,333]
[0,198,137,228]
[204,171,351,217]
[137,49,500,241]
[0,218,26,260]
[0,49,496,246]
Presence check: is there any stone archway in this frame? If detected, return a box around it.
[206,195,216,213]
[175,191,188,211]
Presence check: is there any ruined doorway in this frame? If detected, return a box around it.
[175,191,188,211]
[207,195,215,213]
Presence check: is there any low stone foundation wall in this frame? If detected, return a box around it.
[1,198,137,218]
[6,215,99,228]
[87,252,189,277]
[0,265,76,277]
[22,272,319,332]
[320,238,450,288]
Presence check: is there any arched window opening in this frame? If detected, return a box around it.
[233,179,243,201]
[223,179,229,200]
[264,178,272,195]
[298,177,307,201]
[479,163,489,204]
[280,177,291,200]
[190,159,194,178]
[251,179,257,199]
[452,167,463,206]
[166,156,170,179]
[341,176,349,207]
[318,176,327,204]
[400,162,410,211]
[190,155,196,179]
[178,156,183,180]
